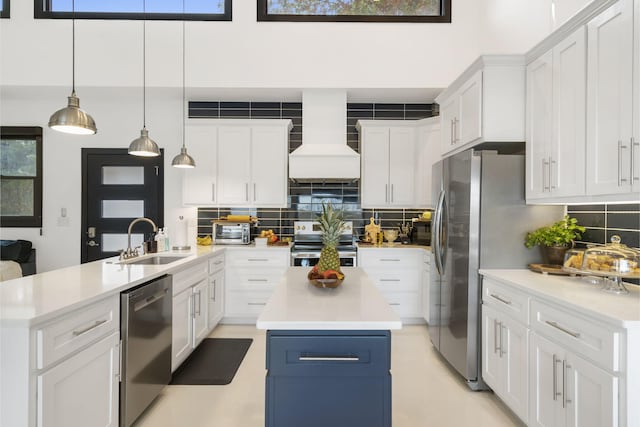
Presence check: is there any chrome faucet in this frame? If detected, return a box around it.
[120,217,158,260]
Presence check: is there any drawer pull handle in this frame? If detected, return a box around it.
[390,303,401,306]
[490,294,512,305]
[380,259,400,262]
[299,355,360,362]
[248,258,268,262]
[545,321,580,338]
[73,319,108,337]
[213,260,223,265]
[380,279,401,282]
[248,279,269,282]
[248,302,266,306]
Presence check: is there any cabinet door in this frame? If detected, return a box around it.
[565,353,618,427]
[37,332,119,427]
[501,315,528,422]
[218,126,252,205]
[361,126,390,208]
[440,97,459,155]
[415,123,439,208]
[551,27,586,198]
[182,124,217,205]
[208,269,224,331]
[251,126,288,207]
[586,0,634,196]
[526,51,554,200]
[172,287,193,372]
[458,70,483,146]
[192,279,209,348]
[388,127,416,206]
[529,333,566,427]
[481,305,502,392]
[634,0,640,193]
[421,263,430,322]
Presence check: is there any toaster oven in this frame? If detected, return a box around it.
[212,221,251,245]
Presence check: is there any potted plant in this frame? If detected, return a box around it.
[524,215,586,265]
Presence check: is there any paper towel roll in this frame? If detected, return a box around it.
[173,216,190,250]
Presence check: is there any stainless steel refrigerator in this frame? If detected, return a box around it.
[429,148,562,390]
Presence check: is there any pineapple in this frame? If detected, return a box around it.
[316,203,344,273]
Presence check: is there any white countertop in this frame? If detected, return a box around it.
[0,246,225,327]
[256,267,402,330]
[480,269,640,328]
[357,243,431,250]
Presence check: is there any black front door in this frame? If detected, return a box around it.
[81,148,164,263]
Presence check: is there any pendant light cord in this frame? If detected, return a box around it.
[71,0,75,93]
[143,0,147,128]
[182,0,186,149]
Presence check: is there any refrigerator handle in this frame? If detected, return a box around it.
[433,190,445,275]
[440,191,448,272]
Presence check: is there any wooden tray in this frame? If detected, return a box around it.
[528,263,572,276]
[267,241,290,247]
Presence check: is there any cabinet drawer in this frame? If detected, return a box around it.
[381,291,421,318]
[226,250,288,268]
[482,278,529,325]
[208,253,225,274]
[359,249,422,268]
[530,299,623,372]
[225,290,273,317]
[225,269,284,290]
[367,270,421,292]
[173,261,208,295]
[266,332,390,376]
[36,296,119,370]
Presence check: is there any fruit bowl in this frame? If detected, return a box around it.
[307,269,345,288]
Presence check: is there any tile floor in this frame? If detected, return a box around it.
[136,325,523,427]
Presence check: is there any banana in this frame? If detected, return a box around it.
[197,235,212,246]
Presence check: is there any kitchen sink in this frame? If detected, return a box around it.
[119,255,188,265]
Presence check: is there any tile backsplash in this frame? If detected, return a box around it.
[568,204,640,249]
[192,101,435,239]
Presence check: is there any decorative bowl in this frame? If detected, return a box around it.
[309,278,344,288]
[383,229,399,243]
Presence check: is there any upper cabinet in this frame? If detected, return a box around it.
[435,56,526,157]
[182,119,292,208]
[525,0,640,204]
[526,27,587,201]
[357,121,417,208]
[415,117,440,208]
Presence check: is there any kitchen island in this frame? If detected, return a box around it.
[257,267,401,427]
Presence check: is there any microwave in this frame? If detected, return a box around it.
[410,220,431,246]
[212,222,251,245]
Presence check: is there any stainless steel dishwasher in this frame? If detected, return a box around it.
[120,274,172,427]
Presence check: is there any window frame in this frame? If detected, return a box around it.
[34,0,232,21]
[1,0,10,18]
[0,127,43,228]
[257,0,451,23]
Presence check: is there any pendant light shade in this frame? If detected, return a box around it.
[171,146,196,168]
[48,0,97,135]
[49,92,97,135]
[128,127,160,157]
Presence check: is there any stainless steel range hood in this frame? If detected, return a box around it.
[288,90,360,182]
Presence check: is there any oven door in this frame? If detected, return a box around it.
[291,252,357,267]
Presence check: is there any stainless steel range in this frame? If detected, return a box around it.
[291,221,357,267]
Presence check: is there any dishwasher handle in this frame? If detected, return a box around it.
[133,288,169,312]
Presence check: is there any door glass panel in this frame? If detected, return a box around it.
[102,166,144,185]
[102,233,144,252]
[101,200,144,218]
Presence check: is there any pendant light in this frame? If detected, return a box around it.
[171,0,195,168]
[48,0,97,135]
[128,1,160,157]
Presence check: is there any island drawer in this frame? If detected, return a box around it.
[266,331,391,377]
[35,295,119,370]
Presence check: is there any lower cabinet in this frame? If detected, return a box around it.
[37,331,120,427]
[481,305,528,422]
[529,332,618,427]
[421,252,431,323]
[265,330,391,427]
[207,252,225,334]
[171,260,209,372]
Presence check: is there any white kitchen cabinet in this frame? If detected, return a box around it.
[421,251,431,323]
[415,117,440,208]
[527,27,586,201]
[223,248,289,324]
[358,248,424,321]
[358,121,416,208]
[171,260,209,372]
[37,331,119,427]
[436,56,526,157]
[207,253,225,333]
[586,0,635,197]
[217,121,291,207]
[634,0,640,193]
[182,124,218,205]
[529,332,618,427]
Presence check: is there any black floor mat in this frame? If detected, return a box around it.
[170,338,252,385]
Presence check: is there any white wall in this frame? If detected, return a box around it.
[0,0,594,271]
